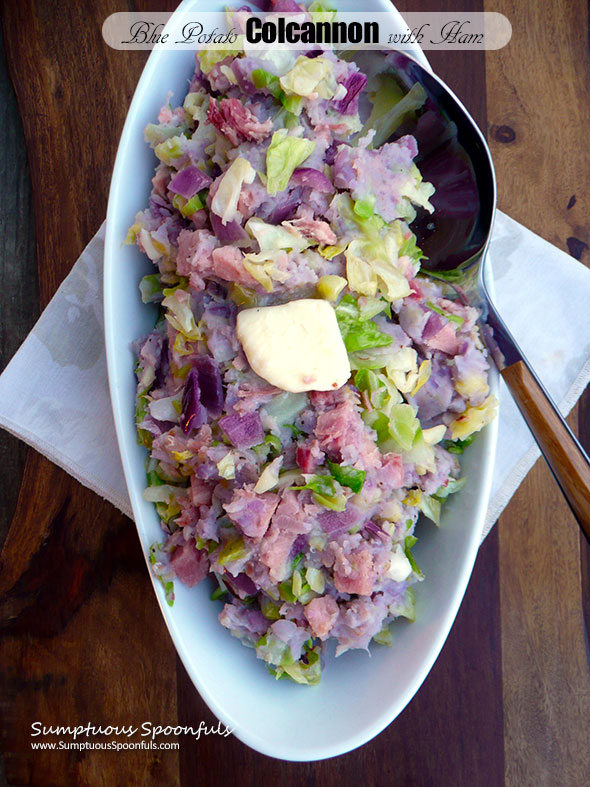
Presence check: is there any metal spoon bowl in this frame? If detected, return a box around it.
[346,47,590,540]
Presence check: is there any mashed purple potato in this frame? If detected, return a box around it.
[128,1,497,684]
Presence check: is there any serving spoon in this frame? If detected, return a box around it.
[345,48,590,541]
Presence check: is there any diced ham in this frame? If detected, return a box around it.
[176,228,219,290]
[152,165,170,198]
[376,453,404,491]
[260,492,312,581]
[190,476,213,507]
[207,98,273,145]
[304,596,339,640]
[426,322,460,355]
[223,485,279,539]
[332,543,376,596]
[285,215,337,246]
[296,438,325,474]
[309,388,349,411]
[237,180,268,221]
[211,246,259,287]
[408,278,424,300]
[315,399,381,470]
[175,498,199,528]
[170,540,209,587]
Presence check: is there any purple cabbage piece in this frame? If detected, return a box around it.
[319,504,365,535]
[168,166,212,199]
[290,167,334,193]
[323,140,338,165]
[334,71,367,115]
[266,193,301,223]
[153,340,170,390]
[210,211,248,242]
[422,311,445,341]
[364,521,388,541]
[219,412,264,449]
[180,368,208,433]
[272,0,303,11]
[148,194,173,219]
[224,572,258,598]
[139,415,177,438]
[289,534,308,559]
[206,302,233,319]
[193,355,224,417]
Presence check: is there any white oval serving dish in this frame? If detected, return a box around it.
[104,0,498,762]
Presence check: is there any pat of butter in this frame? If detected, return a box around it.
[236,299,351,393]
[386,544,412,582]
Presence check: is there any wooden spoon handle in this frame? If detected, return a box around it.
[502,359,590,541]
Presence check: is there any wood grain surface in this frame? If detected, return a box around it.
[0,1,589,785]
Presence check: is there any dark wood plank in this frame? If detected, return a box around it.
[0,0,180,784]
[578,392,590,662]
[485,0,590,782]
[0,27,38,551]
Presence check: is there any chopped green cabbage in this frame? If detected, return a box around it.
[211,157,256,224]
[162,289,201,340]
[279,56,338,99]
[265,129,316,195]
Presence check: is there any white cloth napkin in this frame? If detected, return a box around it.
[1,210,589,538]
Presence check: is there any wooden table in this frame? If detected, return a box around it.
[1,1,589,784]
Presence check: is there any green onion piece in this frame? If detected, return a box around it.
[218,537,247,566]
[260,596,281,620]
[404,535,423,579]
[425,301,464,327]
[279,580,296,603]
[265,434,282,455]
[442,435,474,454]
[327,460,366,494]
[210,585,228,602]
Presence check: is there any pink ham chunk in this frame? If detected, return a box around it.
[170,540,209,587]
[426,322,460,355]
[296,438,325,474]
[304,596,339,640]
[223,485,279,539]
[332,543,376,596]
[315,400,381,470]
[176,228,219,290]
[285,215,337,246]
[211,246,259,288]
[260,492,311,581]
[376,452,404,491]
[207,98,273,145]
